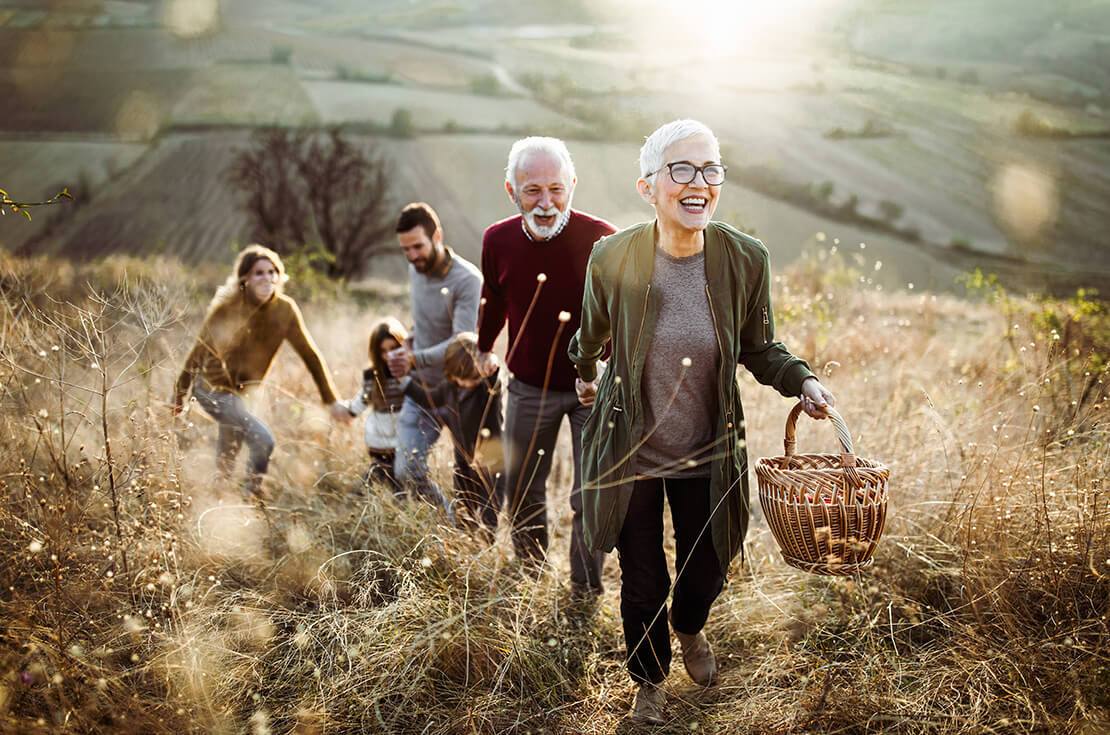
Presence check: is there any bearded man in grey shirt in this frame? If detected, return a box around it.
[387,202,483,515]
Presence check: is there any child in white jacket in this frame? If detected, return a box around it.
[346,317,411,492]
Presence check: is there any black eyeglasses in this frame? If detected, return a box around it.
[645,161,727,186]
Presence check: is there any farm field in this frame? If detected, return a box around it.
[0,68,191,135]
[0,0,1108,292]
[588,60,1110,268]
[0,138,148,253]
[33,133,258,264]
[171,65,320,127]
[271,31,503,89]
[2,129,962,291]
[302,80,582,131]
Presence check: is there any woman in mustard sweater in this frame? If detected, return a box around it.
[172,244,350,496]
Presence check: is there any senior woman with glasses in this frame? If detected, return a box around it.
[569,119,836,724]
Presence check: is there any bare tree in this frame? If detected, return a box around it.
[227,128,395,280]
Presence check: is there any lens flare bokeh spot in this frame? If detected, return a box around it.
[165,0,220,39]
[990,163,1058,243]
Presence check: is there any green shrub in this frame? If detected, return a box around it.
[389,108,415,138]
[468,73,502,96]
[271,44,293,65]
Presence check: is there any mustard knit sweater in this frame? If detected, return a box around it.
[174,292,339,406]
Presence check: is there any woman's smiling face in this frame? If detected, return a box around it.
[640,133,722,233]
[244,258,279,303]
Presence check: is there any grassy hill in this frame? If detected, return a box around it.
[0,251,1105,732]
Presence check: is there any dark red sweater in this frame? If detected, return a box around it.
[478,210,616,391]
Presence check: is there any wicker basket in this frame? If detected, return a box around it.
[755,402,889,576]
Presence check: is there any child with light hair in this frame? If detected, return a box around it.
[407,332,505,534]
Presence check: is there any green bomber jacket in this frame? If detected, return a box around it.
[568,220,815,572]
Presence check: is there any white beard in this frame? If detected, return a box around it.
[521,200,573,240]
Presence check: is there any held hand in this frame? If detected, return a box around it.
[386,345,413,378]
[477,351,499,378]
[329,401,354,424]
[575,378,598,407]
[800,377,836,420]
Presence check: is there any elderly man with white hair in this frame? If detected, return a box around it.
[476,136,616,594]
[569,119,836,724]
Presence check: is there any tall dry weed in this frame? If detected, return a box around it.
[0,252,1106,733]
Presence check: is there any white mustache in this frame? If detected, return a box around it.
[529,206,560,218]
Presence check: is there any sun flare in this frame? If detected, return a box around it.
[627,0,837,57]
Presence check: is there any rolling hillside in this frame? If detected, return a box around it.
[1,0,1108,294]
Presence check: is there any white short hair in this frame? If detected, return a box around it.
[638,119,720,179]
[505,137,576,189]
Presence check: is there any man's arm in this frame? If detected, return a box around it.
[477,236,506,354]
[412,270,482,370]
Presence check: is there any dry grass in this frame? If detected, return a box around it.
[0,249,1106,734]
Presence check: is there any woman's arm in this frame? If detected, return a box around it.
[737,248,816,398]
[171,338,207,414]
[173,309,221,413]
[283,299,340,405]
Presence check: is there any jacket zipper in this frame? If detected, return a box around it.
[626,283,651,413]
[705,283,734,427]
[632,284,652,358]
[762,305,770,344]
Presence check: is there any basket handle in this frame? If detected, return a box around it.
[783,401,862,485]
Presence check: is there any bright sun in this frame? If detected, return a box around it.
[629,0,836,56]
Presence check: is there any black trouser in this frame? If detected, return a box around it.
[367,449,399,493]
[452,446,503,535]
[617,475,726,685]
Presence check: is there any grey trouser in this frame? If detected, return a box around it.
[192,380,276,482]
[504,378,605,591]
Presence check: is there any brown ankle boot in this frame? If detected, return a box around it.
[631,683,666,725]
[674,628,717,686]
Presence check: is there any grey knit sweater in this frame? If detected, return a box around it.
[409,248,482,387]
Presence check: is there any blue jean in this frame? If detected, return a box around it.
[394,395,452,514]
[192,380,276,485]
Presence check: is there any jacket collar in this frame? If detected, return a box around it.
[629,220,726,287]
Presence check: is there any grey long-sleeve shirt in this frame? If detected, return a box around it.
[409,248,482,387]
